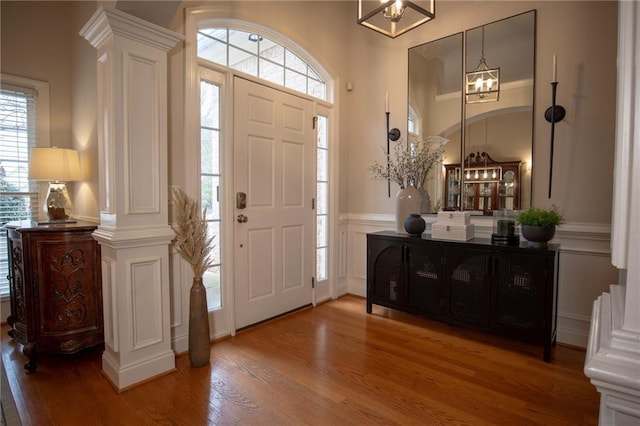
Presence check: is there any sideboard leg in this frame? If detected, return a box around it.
[23,343,37,373]
[543,344,552,363]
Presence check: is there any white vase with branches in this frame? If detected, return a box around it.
[171,187,215,367]
[368,136,445,232]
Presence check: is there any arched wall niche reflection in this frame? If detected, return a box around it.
[408,10,535,215]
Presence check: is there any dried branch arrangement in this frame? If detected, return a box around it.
[171,187,215,279]
[368,135,445,190]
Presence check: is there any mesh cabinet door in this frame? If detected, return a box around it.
[444,245,492,324]
[368,238,404,306]
[406,242,443,316]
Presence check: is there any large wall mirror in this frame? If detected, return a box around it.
[408,10,535,215]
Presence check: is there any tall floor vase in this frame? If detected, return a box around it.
[189,277,211,367]
[395,186,422,234]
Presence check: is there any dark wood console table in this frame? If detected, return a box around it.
[4,221,104,372]
[367,231,559,361]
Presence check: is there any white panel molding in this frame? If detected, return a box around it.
[101,257,117,351]
[338,228,348,280]
[343,213,613,255]
[169,248,188,355]
[130,258,164,350]
[124,52,160,215]
[169,249,184,329]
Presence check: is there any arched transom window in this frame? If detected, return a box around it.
[197,28,327,100]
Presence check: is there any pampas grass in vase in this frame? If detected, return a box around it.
[172,187,215,367]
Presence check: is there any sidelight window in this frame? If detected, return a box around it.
[316,115,329,281]
[200,79,222,311]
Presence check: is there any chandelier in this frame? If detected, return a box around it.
[358,0,435,39]
[465,25,500,103]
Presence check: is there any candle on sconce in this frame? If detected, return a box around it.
[552,54,557,82]
[385,91,389,113]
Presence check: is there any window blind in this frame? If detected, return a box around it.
[0,83,39,297]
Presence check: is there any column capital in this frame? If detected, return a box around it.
[80,6,183,52]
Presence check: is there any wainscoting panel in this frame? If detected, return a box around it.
[130,258,164,350]
[342,214,618,348]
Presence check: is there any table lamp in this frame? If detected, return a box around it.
[28,146,81,223]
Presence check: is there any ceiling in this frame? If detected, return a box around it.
[114,0,181,28]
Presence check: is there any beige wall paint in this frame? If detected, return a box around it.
[1,1,73,150]
[70,1,100,221]
[348,1,617,225]
[2,1,616,225]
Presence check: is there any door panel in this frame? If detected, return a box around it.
[234,77,314,329]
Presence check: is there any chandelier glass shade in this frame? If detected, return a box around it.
[465,26,500,103]
[357,0,435,39]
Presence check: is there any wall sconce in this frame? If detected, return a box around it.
[358,0,435,39]
[28,146,81,223]
[465,26,500,103]
[546,54,566,198]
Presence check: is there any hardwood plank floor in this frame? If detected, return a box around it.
[1,295,599,425]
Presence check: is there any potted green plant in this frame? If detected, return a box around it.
[515,206,565,248]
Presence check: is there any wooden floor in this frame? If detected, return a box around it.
[2,295,599,425]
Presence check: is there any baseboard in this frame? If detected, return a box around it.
[102,349,176,391]
[171,332,188,355]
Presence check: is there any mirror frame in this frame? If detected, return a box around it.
[408,10,536,214]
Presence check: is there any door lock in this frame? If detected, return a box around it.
[236,192,247,209]
[237,214,248,223]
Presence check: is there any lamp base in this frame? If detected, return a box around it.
[43,182,75,224]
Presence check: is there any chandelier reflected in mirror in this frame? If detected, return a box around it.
[466,25,500,103]
[358,0,435,39]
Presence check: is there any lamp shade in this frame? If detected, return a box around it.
[28,147,81,182]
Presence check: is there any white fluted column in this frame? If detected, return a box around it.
[80,7,183,390]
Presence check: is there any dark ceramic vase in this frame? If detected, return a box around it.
[521,225,556,248]
[404,213,426,237]
[189,277,211,367]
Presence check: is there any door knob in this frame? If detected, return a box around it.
[237,214,248,223]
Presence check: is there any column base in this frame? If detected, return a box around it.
[102,350,176,392]
[585,286,640,424]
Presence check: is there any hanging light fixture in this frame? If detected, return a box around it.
[358,0,435,39]
[466,25,500,103]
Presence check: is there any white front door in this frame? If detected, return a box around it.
[233,77,314,329]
